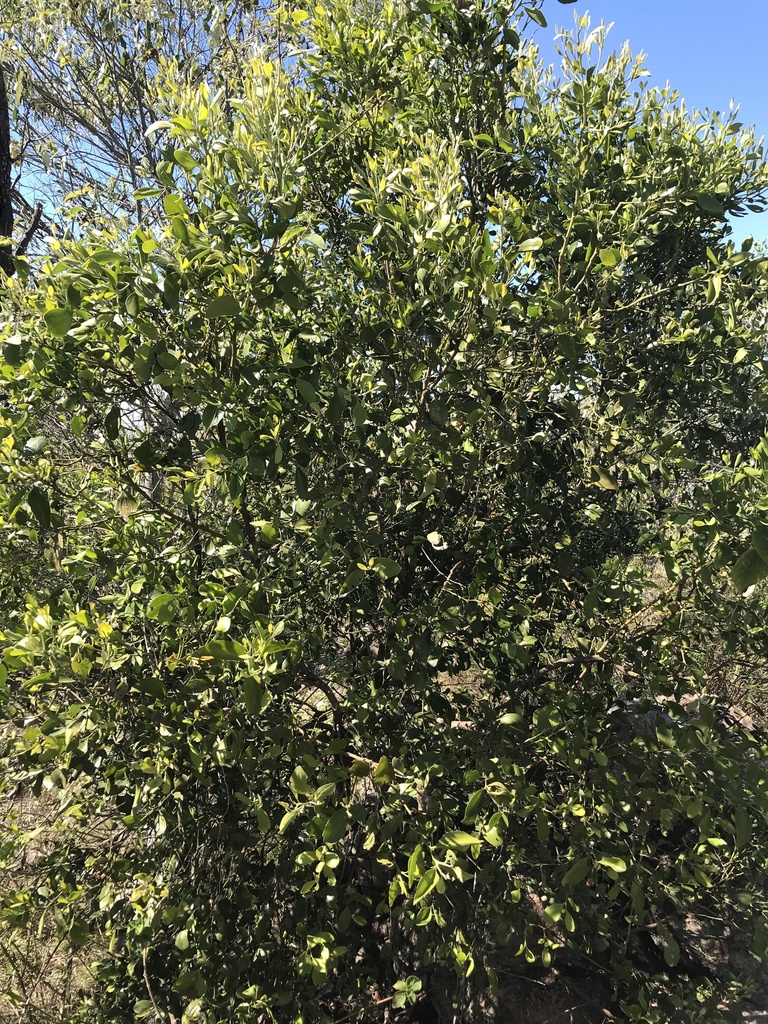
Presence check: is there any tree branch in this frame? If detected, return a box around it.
[15,201,42,258]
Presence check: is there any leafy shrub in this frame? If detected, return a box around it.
[2,3,768,1021]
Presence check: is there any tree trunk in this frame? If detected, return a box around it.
[0,63,14,276]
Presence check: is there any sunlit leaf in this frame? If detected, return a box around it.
[596,855,627,874]
[194,638,246,661]
[44,308,73,337]
[373,756,395,784]
[438,831,482,850]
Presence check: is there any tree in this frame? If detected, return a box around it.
[0,0,266,236]
[0,63,42,275]
[1,3,768,1023]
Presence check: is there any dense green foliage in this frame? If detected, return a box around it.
[2,2,768,1022]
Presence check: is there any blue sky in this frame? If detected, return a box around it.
[535,0,768,243]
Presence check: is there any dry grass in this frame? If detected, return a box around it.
[1,786,96,1024]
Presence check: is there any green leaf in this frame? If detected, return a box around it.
[322,809,349,843]
[499,712,524,727]
[695,193,725,216]
[340,568,365,595]
[163,194,186,216]
[28,487,51,529]
[372,557,401,580]
[435,212,453,234]
[658,925,681,967]
[543,902,564,924]
[44,308,73,337]
[175,929,190,951]
[518,236,543,253]
[289,765,312,797]
[195,638,246,661]
[525,6,547,27]
[561,857,590,887]
[172,969,205,996]
[24,435,48,454]
[372,756,395,784]
[173,149,198,171]
[171,216,190,243]
[438,830,481,850]
[731,546,768,592]
[2,340,21,365]
[408,846,425,885]
[157,351,179,370]
[463,790,486,821]
[69,917,90,948]
[133,439,158,469]
[596,855,627,874]
[146,593,178,623]
[279,806,304,833]
[734,807,752,850]
[590,466,618,490]
[105,406,121,440]
[136,319,159,341]
[413,867,438,903]
[205,294,241,318]
[536,810,549,842]
[749,523,768,564]
[297,378,318,405]
[260,522,278,544]
[88,249,124,265]
[242,677,264,714]
[599,247,621,267]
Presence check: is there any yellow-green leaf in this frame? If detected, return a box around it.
[590,466,618,490]
[413,867,438,903]
[438,830,481,850]
[373,756,395,784]
[44,308,73,337]
[596,855,627,873]
[195,638,246,661]
[289,765,312,797]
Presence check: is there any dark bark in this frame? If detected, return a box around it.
[16,201,42,258]
[0,65,43,277]
[0,63,13,276]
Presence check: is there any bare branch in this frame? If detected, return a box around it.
[15,200,42,257]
